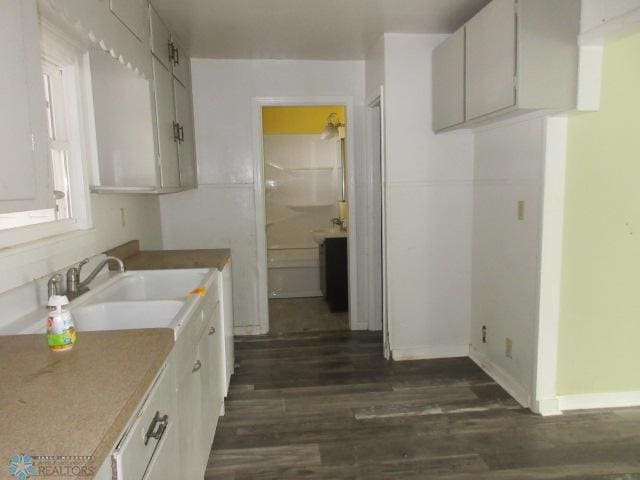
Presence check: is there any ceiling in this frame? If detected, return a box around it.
[150,0,491,60]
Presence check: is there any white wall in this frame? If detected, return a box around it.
[366,34,474,359]
[470,117,546,408]
[0,193,162,315]
[159,59,366,334]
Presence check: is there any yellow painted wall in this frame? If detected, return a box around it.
[557,32,640,395]
[262,106,346,135]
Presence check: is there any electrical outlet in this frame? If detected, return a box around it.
[482,325,487,343]
[505,338,513,358]
[120,208,126,227]
[517,201,525,220]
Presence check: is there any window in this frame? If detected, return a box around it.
[0,19,89,239]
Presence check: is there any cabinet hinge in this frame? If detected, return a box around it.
[31,134,36,152]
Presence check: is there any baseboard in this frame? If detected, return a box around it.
[469,347,531,409]
[532,397,562,416]
[392,344,470,361]
[558,391,640,411]
[234,325,264,335]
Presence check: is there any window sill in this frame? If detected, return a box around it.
[0,224,96,260]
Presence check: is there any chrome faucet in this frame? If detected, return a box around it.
[66,256,125,300]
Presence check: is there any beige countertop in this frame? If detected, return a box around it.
[106,240,231,272]
[0,329,174,479]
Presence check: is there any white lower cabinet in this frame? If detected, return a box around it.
[112,358,178,479]
[108,271,233,479]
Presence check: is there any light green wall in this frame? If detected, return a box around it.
[557,31,640,395]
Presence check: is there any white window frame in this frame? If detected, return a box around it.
[0,18,93,250]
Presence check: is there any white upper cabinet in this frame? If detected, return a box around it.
[174,80,197,188]
[465,0,517,120]
[0,0,53,214]
[153,57,181,188]
[110,0,148,42]
[433,0,581,132]
[171,35,191,87]
[150,5,172,70]
[432,27,465,131]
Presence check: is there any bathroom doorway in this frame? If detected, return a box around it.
[252,98,358,334]
[263,105,349,333]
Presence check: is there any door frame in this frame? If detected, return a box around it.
[366,87,390,358]
[251,96,359,334]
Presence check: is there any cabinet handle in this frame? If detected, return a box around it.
[209,326,215,335]
[168,41,176,64]
[174,45,180,66]
[179,125,185,143]
[192,359,202,373]
[144,411,169,445]
[172,121,180,143]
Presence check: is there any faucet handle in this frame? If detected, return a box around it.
[77,258,90,273]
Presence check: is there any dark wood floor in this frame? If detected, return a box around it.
[205,331,640,479]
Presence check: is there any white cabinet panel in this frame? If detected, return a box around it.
[171,36,191,88]
[177,370,202,480]
[150,5,172,70]
[141,420,179,480]
[432,27,465,131]
[174,80,197,188]
[90,50,157,187]
[220,262,235,395]
[198,307,221,463]
[110,0,147,41]
[152,57,181,188]
[465,0,517,120]
[0,0,52,214]
[113,361,177,480]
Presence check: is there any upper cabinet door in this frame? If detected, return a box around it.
[174,80,197,188]
[0,0,53,214]
[150,5,172,70]
[152,57,181,188]
[432,27,465,131]
[171,36,190,87]
[110,0,148,42]
[465,0,517,120]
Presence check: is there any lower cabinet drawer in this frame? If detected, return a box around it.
[113,359,177,480]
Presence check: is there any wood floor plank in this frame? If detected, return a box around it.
[205,331,640,480]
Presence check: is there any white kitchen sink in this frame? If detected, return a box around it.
[72,300,185,331]
[89,269,210,302]
[5,268,217,336]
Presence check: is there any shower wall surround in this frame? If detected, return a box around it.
[264,134,342,297]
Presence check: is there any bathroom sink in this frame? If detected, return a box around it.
[88,269,210,302]
[311,228,348,244]
[71,300,185,331]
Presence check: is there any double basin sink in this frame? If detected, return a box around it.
[16,269,216,336]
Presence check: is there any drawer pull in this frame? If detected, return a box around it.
[144,411,169,446]
[209,326,216,335]
[192,360,202,373]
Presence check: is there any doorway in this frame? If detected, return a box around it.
[252,97,359,335]
[367,89,389,358]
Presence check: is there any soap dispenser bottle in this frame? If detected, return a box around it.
[46,295,76,351]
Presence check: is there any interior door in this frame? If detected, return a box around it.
[152,57,181,188]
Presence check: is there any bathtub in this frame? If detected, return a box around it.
[267,248,322,298]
